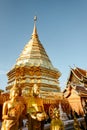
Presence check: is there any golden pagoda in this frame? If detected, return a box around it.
[6,17,61,100]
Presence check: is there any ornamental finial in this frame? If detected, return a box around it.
[32,16,38,39]
[34,16,37,22]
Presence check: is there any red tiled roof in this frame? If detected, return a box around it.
[76,67,87,77]
[71,67,87,82]
[71,68,82,80]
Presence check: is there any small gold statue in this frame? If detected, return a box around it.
[73,115,82,130]
[50,107,64,130]
[27,84,47,130]
[1,81,25,130]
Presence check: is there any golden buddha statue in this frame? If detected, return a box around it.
[50,108,64,130]
[73,115,82,130]
[1,81,25,130]
[27,83,47,130]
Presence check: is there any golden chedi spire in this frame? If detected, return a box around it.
[7,17,61,97]
[32,16,38,39]
[15,16,57,71]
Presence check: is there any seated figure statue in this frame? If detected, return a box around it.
[27,84,47,130]
[50,107,64,130]
[1,81,25,130]
[73,115,82,130]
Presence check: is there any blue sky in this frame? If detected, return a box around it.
[0,0,87,91]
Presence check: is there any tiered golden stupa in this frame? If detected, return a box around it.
[6,17,61,101]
